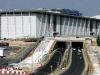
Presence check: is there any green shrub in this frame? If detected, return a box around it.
[96,36,100,46]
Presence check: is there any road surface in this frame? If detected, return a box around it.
[60,48,85,75]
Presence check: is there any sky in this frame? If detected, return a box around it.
[0,0,100,16]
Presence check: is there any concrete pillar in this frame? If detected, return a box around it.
[87,19,90,36]
[0,15,1,39]
[83,19,86,36]
[79,18,83,36]
[75,18,78,36]
[66,16,70,36]
[21,12,24,37]
[39,14,43,36]
[13,12,16,39]
[62,17,66,36]
[56,15,60,36]
[29,12,31,37]
[6,12,9,39]
[50,14,53,37]
[92,20,96,36]
[97,22,100,36]
[44,14,48,36]
[70,18,74,36]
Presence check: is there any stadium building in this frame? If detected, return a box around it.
[0,8,100,39]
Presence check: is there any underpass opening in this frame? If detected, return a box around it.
[72,42,83,49]
[35,41,70,75]
[49,41,70,70]
[60,41,85,75]
[55,41,66,49]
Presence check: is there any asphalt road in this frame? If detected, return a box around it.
[60,49,85,75]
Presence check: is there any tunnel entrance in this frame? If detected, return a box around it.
[72,42,83,49]
[56,42,66,49]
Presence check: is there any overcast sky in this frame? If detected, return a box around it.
[0,0,100,16]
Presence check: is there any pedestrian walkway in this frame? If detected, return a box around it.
[17,39,56,71]
[87,46,100,75]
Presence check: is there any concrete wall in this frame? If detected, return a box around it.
[36,14,100,37]
[1,14,36,39]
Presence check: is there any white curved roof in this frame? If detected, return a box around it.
[92,15,100,19]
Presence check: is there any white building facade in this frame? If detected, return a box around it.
[0,9,100,39]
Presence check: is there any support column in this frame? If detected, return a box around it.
[6,12,9,39]
[83,19,86,37]
[56,15,60,36]
[99,22,100,36]
[92,20,96,36]
[79,18,83,36]
[21,12,24,37]
[75,18,78,36]
[63,17,66,36]
[29,12,31,37]
[44,14,48,37]
[97,22,100,36]
[0,15,2,39]
[50,14,53,37]
[66,16,70,36]
[39,13,43,37]
[87,19,90,36]
[70,17,74,36]
[13,11,16,39]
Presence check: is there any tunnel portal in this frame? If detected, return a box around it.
[72,42,83,49]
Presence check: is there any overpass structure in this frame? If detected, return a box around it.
[0,37,92,75]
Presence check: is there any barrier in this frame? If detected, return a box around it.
[0,68,30,75]
[81,48,88,75]
[81,43,93,75]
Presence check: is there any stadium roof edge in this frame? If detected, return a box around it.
[0,9,100,21]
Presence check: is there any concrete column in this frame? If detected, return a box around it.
[0,15,2,39]
[56,15,60,36]
[83,19,86,36]
[6,12,9,39]
[92,21,96,36]
[87,19,90,36]
[50,14,53,37]
[66,16,70,36]
[44,14,48,36]
[39,14,43,36]
[75,18,78,36]
[21,12,24,37]
[63,17,66,36]
[13,12,16,39]
[79,18,83,36]
[71,18,75,36]
[99,23,100,36]
[29,12,31,37]
[97,22,100,36]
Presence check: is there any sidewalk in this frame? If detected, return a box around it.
[87,46,100,75]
